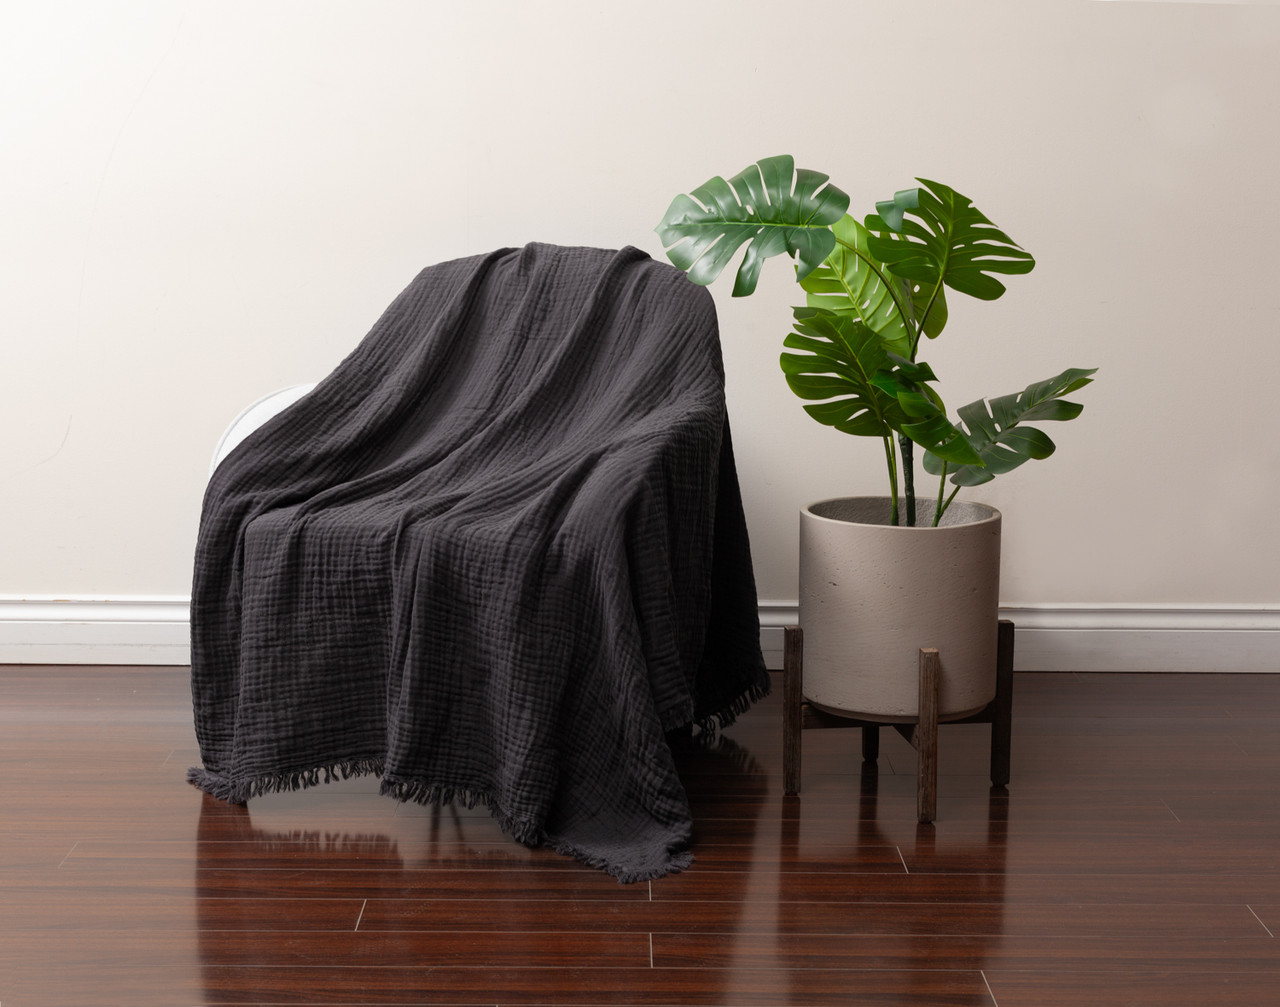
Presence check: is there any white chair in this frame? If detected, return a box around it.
[208,383,317,477]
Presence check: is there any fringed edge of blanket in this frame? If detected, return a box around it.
[379,776,544,848]
[186,761,692,882]
[693,674,772,736]
[186,758,385,805]
[384,777,692,883]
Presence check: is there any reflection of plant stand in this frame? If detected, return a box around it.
[783,620,1015,823]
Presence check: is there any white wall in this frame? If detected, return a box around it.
[3,1,1279,664]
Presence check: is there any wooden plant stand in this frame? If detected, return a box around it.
[782,619,1015,823]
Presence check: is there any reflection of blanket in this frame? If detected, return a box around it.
[188,243,770,881]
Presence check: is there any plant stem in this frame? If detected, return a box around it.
[899,269,920,528]
[937,484,962,524]
[882,435,899,526]
[932,461,949,527]
[898,434,916,527]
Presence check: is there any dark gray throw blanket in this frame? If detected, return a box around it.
[188,243,770,881]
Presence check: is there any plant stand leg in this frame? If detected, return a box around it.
[780,625,1013,820]
[862,724,880,765]
[783,625,803,796]
[917,647,940,824]
[990,619,1015,788]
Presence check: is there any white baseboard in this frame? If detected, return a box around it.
[1000,605,1280,673]
[2,596,1278,673]
[0,596,191,666]
[758,601,1280,674]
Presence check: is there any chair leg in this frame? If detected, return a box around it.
[783,626,803,796]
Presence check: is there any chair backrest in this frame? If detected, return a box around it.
[209,383,317,477]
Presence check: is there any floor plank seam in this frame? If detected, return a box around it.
[981,968,1000,1006]
[55,839,81,869]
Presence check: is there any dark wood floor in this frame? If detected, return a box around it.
[2,665,1279,1006]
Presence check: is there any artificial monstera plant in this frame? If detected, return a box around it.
[655,154,1096,527]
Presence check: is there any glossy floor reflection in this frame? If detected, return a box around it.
[2,666,1280,1005]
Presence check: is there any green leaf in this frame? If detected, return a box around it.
[865,179,1035,330]
[874,188,919,232]
[902,413,984,465]
[779,308,904,438]
[923,367,1098,486]
[869,355,983,465]
[656,155,849,296]
[884,353,939,384]
[798,215,912,356]
[916,282,947,338]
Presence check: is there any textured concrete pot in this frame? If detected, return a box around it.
[799,496,1002,722]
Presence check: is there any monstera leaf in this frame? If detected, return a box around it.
[779,309,904,438]
[870,356,983,466]
[798,215,913,356]
[865,180,1035,338]
[923,367,1098,486]
[656,155,849,297]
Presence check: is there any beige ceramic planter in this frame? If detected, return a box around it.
[798,496,1002,722]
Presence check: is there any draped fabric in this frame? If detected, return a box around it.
[188,244,770,880]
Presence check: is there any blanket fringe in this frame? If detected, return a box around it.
[186,758,385,805]
[379,777,544,848]
[695,675,772,736]
[187,761,693,883]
